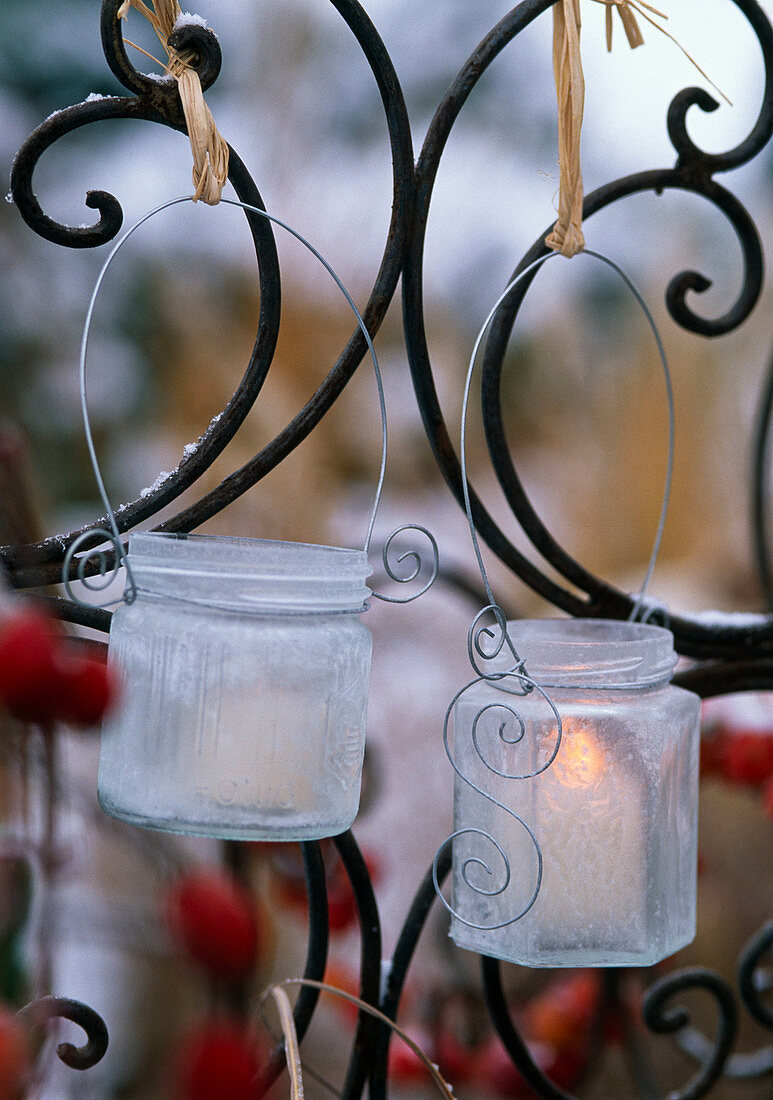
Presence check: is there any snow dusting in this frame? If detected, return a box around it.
[694,610,772,628]
[139,470,173,498]
[174,12,208,31]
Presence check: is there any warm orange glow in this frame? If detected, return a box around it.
[553,721,605,788]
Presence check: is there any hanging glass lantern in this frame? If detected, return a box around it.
[450,618,700,967]
[98,532,372,841]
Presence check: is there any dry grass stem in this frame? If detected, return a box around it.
[260,978,456,1100]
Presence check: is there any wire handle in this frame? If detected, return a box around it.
[64,194,438,608]
[459,247,675,641]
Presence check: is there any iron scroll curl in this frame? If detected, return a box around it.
[17,996,109,1072]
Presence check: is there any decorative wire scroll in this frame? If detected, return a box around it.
[64,194,438,609]
[63,528,133,607]
[431,671,563,931]
[433,246,676,932]
[373,523,439,604]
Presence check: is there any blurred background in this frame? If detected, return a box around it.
[0,0,772,1096]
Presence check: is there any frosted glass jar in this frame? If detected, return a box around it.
[98,533,372,841]
[451,619,700,967]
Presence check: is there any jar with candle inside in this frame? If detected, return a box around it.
[98,533,372,841]
[450,618,700,968]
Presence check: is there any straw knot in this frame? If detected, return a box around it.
[117,0,229,204]
[546,0,585,257]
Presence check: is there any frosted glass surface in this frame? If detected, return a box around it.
[98,535,372,840]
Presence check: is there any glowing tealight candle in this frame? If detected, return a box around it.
[530,719,647,953]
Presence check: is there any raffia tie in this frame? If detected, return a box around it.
[546,0,727,258]
[117,0,229,204]
[545,0,586,258]
[546,0,651,257]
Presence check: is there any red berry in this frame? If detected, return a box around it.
[527,995,576,1050]
[472,1034,531,1097]
[525,972,599,1049]
[58,656,117,727]
[0,1006,31,1100]
[387,1025,434,1085]
[326,870,359,933]
[722,731,773,787]
[0,609,62,724]
[170,1020,263,1100]
[164,871,261,981]
[700,731,728,778]
[764,776,773,820]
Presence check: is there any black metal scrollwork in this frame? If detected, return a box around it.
[5,0,773,1097]
[674,924,773,1081]
[17,996,109,1071]
[3,0,414,631]
[404,0,773,671]
[256,842,329,1095]
[643,969,738,1099]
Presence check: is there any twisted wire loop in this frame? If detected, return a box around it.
[473,702,525,753]
[643,969,738,1099]
[467,604,528,684]
[370,524,439,604]
[62,528,136,608]
[432,826,541,932]
[17,996,109,1071]
[61,194,425,616]
[403,0,773,663]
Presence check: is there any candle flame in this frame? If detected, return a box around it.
[554,721,605,788]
